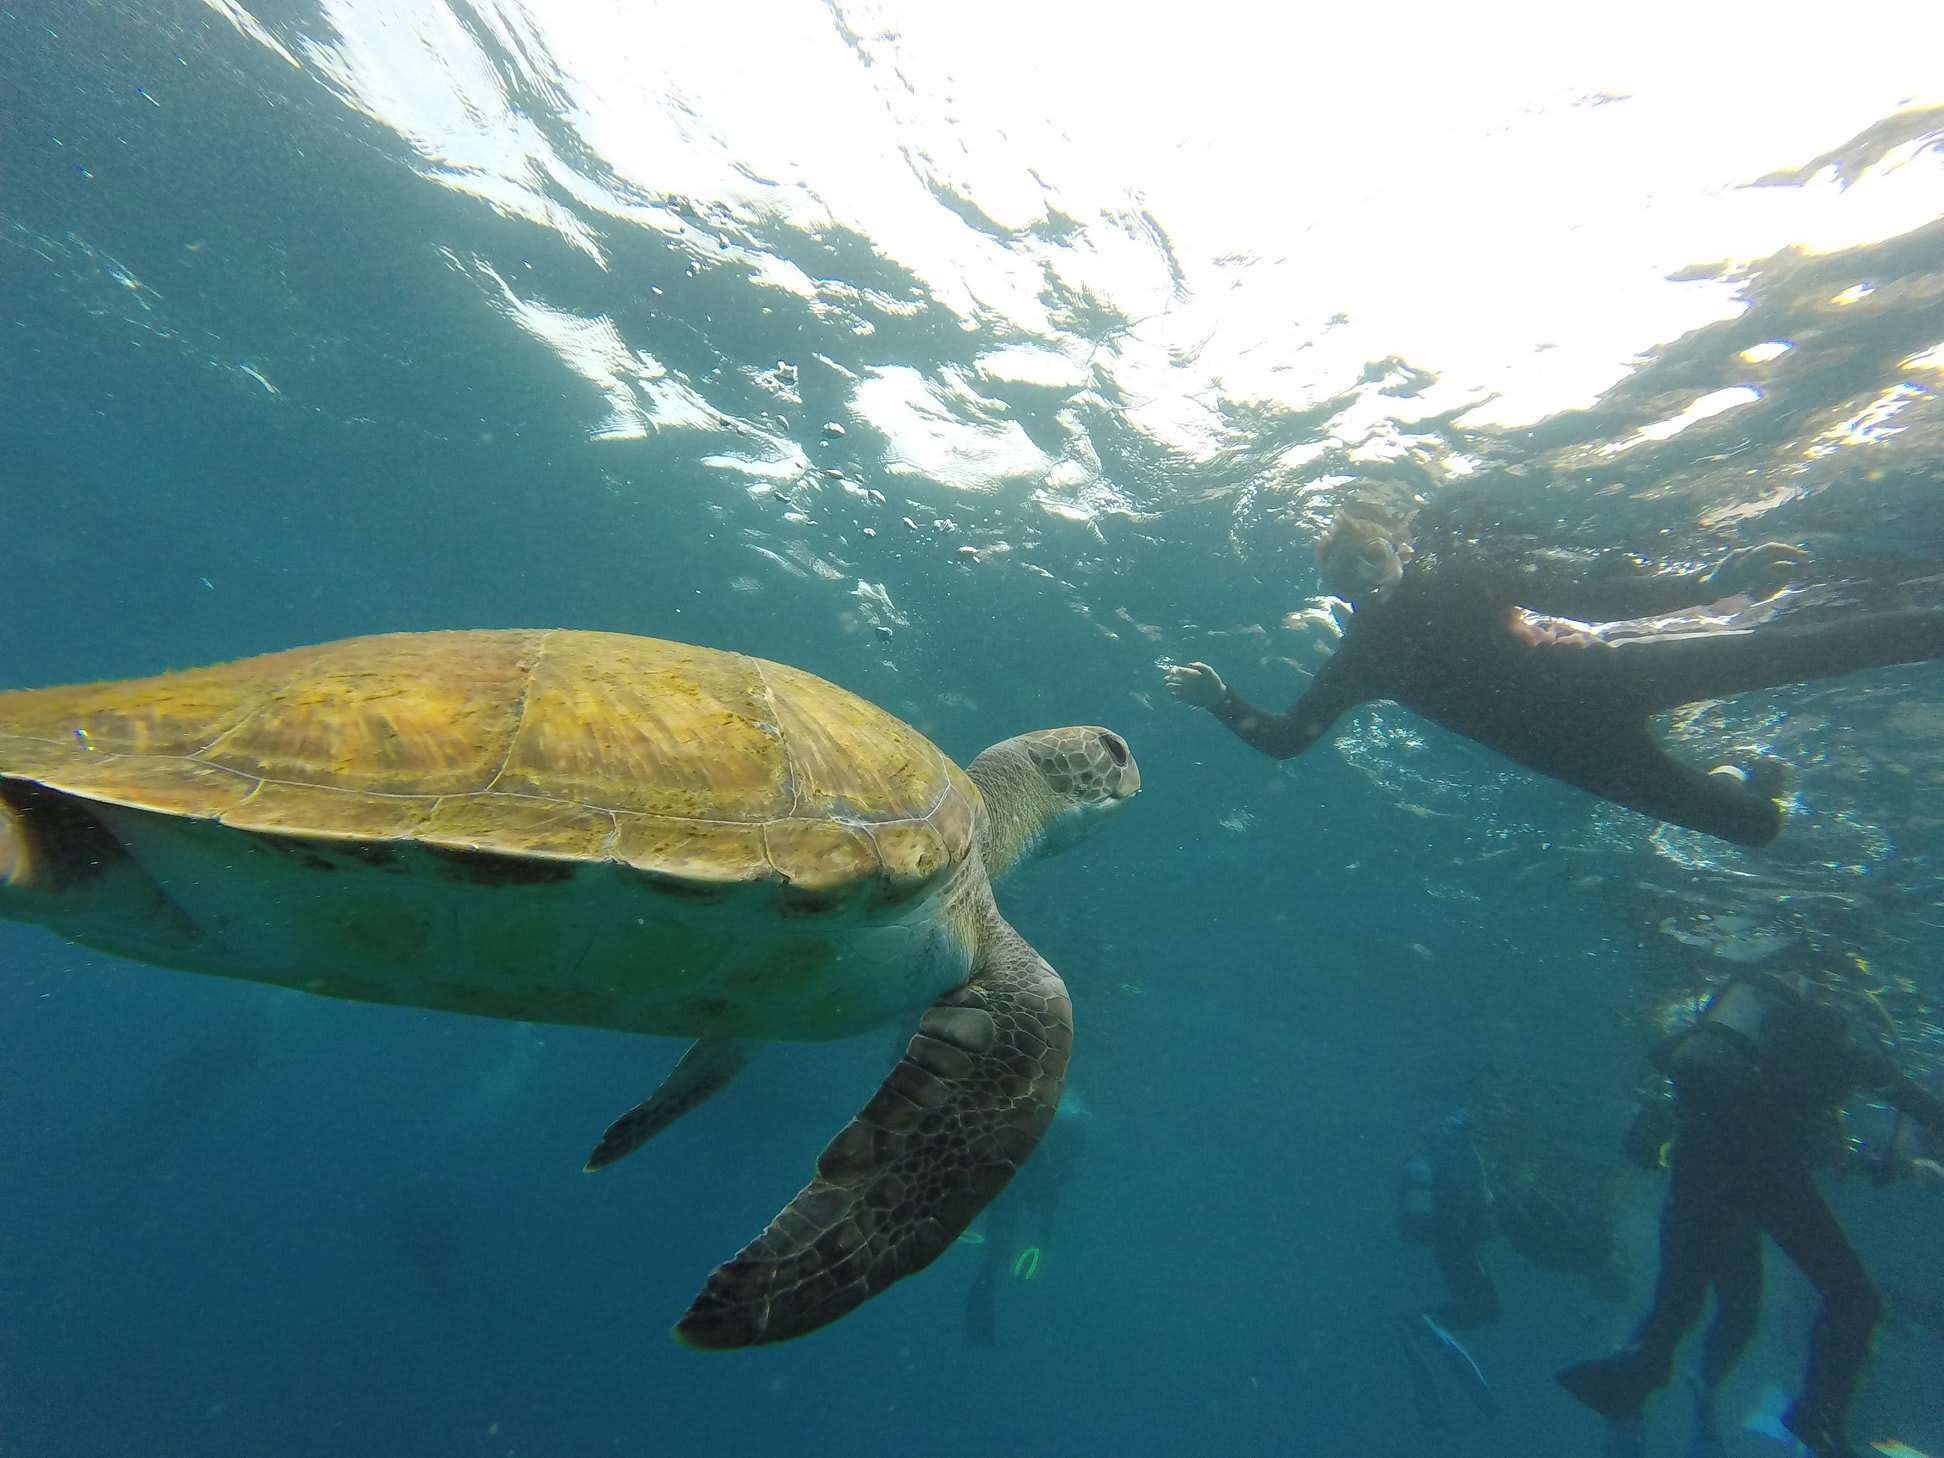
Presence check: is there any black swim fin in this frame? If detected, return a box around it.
[1398,1314,1449,1429]
[1557,1348,1660,1425]
[1782,1400,1864,1458]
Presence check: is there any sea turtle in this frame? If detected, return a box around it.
[0,628,1139,1346]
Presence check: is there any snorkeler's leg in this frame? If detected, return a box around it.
[1756,1163,1881,1455]
[1586,729,1785,847]
[1623,609,1944,710]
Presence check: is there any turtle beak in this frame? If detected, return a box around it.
[1097,731,1139,802]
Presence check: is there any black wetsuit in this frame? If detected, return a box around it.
[1559,974,1944,1450]
[1209,552,1944,845]
[1426,1231,1500,1331]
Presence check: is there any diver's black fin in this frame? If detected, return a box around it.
[1419,1313,1498,1418]
[1398,1314,1449,1429]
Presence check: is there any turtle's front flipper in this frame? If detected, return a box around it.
[673,913,1070,1348]
[584,1037,756,1172]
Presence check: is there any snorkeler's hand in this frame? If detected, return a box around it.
[1705,542,1812,596]
[1163,661,1228,709]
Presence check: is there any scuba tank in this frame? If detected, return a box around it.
[1670,973,1863,1144]
[1399,1111,1493,1245]
[1666,975,1787,1100]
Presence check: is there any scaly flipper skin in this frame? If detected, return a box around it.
[585,1037,758,1172]
[673,909,1070,1348]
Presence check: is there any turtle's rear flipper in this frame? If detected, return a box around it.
[673,915,1070,1348]
[584,1037,756,1172]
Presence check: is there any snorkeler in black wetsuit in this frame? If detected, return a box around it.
[1165,510,1944,846]
[1557,971,1944,1458]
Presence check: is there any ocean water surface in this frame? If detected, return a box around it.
[3,3,1943,1455]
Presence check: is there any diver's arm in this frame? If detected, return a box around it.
[1206,648,1373,760]
[1882,1074,1944,1135]
[1847,1041,1944,1134]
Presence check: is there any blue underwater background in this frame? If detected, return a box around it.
[3,4,1944,1455]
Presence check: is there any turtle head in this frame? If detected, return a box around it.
[966,726,1139,878]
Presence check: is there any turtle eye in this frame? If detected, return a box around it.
[1099,732,1128,767]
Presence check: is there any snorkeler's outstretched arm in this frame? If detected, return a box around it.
[1167,648,1372,760]
[1515,543,1810,620]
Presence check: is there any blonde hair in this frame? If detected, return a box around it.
[1314,504,1413,571]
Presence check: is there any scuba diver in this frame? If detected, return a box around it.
[964,1092,1090,1347]
[1612,1062,1944,1457]
[1165,504,1944,846]
[1396,1112,1500,1426]
[1556,970,1944,1458]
